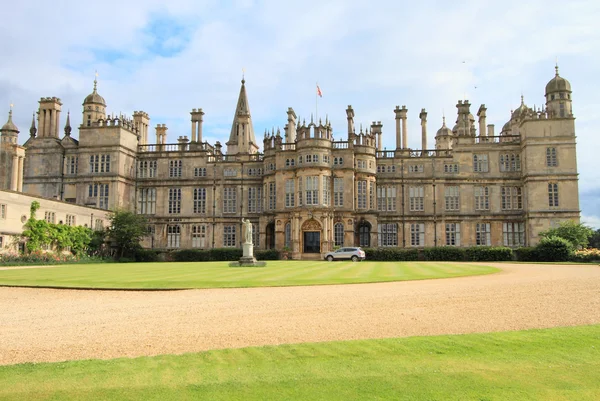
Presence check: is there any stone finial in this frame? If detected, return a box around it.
[64,111,72,136]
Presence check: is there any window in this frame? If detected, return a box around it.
[305,176,319,205]
[90,154,110,173]
[88,183,109,209]
[503,222,525,247]
[377,186,396,211]
[476,223,491,246]
[378,223,398,247]
[285,158,295,167]
[138,160,157,178]
[252,227,260,248]
[192,225,206,248]
[387,165,396,173]
[247,168,262,176]
[285,222,292,248]
[167,225,181,248]
[44,211,56,224]
[223,224,236,247]
[138,188,156,214]
[548,183,559,207]
[322,155,330,164]
[223,187,237,213]
[0,204,6,219]
[473,154,488,172]
[334,157,344,165]
[408,164,424,173]
[357,180,367,209]
[445,223,460,246]
[409,186,424,211]
[357,160,366,169]
[559,102,565,118]
[501,187,522,210]
[168,188,182,214]
[95,219,103,231]
[334,223,344,247]
[194,167,207,177]
[298,155,303,164]
[546,147,558,167]
[334,178,344,207]
[268,182,276,210]
[285,180,295,208]
[66,156,78,175]
[500,153,521,172]
[169,160,182,177]
[298,177,303,206]
[193,188,207,214]
[444,163,458,173]
[410,223,425,246]
[323,176,331,206]
[474,186,490,211]
[305,155,312,163]
[369,181,374,209]
[444,186,460,211]
[248,187,263,213]
[224,168,237,177]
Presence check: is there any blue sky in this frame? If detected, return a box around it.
[1,0,599,227]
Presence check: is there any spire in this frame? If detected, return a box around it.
[226,78,258,154]
[94,71,98,92]
[442,115,446,127]
[29,113,37,137]
[64,111,72,136]
[1,105,19,134]
[521,94,524,105]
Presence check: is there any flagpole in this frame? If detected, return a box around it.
[315,82,318,124]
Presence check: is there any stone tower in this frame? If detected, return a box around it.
[0,108,25,191]
[226,79,259,154]
[82,76,107,127]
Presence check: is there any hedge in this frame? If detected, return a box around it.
[363,248,419,261]
[534,236,572,262]
[170,248,281,262]
[464,246,513,261]
[514,247,537,262]
[423,247,466,261]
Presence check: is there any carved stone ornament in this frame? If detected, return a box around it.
[302,219,322,231]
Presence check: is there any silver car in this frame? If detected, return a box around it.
[324,247,366,262]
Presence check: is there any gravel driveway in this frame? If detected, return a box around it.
[1,263,599,366]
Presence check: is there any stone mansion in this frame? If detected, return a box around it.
[0,66,579,259]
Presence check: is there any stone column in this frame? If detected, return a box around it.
[198,109,204,143]
[11,155,19,191]
[419,108,427,151]
[191,120,197,142]
[17,156,24,192]
[394,106,402,149]
[55,109,61,138]
[400,106,408,150]
[50,110,56,138]
[478,105,487,138]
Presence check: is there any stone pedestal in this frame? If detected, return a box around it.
[237,242,258,265]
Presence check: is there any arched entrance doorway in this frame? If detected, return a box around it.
[357,220,371,247]
[265,222,275,249]
[301,219,321,253]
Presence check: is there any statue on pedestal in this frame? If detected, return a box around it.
[241,218,253,244]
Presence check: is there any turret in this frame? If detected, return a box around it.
[545,64,573,119]
[38,97,62,138]
[226,79,259,154]
[133,111,150,145]
[82,75,107,127]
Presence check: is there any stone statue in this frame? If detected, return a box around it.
[241,218,252,244]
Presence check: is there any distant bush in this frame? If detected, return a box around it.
[0,250,107,266]
[255,249,280,260]
[465,246,513,261]
[134,249,161,262]
[571,248,600,263]
[534,236,573,262]
[363,248,419,261]
[514,247,538,262]
[171,248,243,262]
[423,247,466,261]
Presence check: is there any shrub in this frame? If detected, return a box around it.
[465,246,513,261]
[209,248,243,261]
[363,248,419,261]
[171,249,211,262]
[534,236,573,262]
[134,248,161,262]
[570,248,600,263]
[423,247,466,261]
[514,247,538,262]
[255,249,280,260]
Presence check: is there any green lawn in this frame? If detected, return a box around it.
[0,261,498,289]
[1,325,598,400]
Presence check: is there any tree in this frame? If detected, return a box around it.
[588,229,600,249]
[106,209,148,259]
[539,220,594,249]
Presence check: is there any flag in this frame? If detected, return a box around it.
[316,84,322,98]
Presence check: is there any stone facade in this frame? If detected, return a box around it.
[0,189,110,252]
[12,66,579,259]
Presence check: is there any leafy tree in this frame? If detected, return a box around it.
[588,229,600,249]
[539,220,593,249]
[106,209,148,259]
[534,236,573,262]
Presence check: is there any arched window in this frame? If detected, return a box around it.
[334,223,344,247]
[285,222,291,249]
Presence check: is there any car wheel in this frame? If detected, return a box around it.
[351,255,358,262]
[327,255,334,262]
